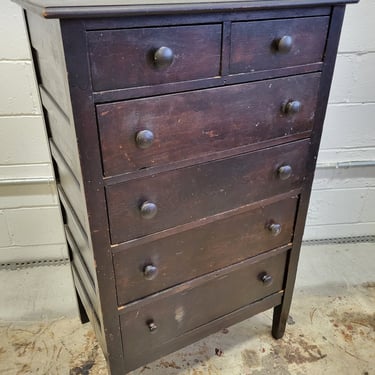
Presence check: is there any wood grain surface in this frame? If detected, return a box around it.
[114,195,297,305]
[88,24,221,91]
[107,139,309,243]
[97,73,320,176]
[120,249,288,370]
[230,16,329,73]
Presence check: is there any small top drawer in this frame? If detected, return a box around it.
[88,24,222,92]
[230,16,329,74]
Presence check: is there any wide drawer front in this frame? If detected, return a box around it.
[88,24,222,92]
[230,16,329,74]
[120,250,287,367]
[107,139,309,244]
[97,73,320,177]
[114,195,297,305]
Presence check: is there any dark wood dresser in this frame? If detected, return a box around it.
[15,0,357,373]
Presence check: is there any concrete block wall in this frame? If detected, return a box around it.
[0,0,373,262]
[0,0,372,321]
[304,0,375,239]
[0,1,67,264]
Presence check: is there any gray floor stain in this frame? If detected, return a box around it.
[271,335,327,365]
[241,348,260,368]
[0,281,374,374]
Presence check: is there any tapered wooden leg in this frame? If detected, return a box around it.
[272,303,289,339]
[271,248,299,339]
[76,290,89,324]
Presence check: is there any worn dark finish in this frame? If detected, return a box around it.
[121,249,288,371]
[93,62,323,104]
[121,291,284,373]
[97,73,320,176]
[272,5,349,340]
[114,195,297,305]
[14,0,357,19]
[16,1,357,374]
[230,16,330,74]
[107,139,309,243]
[88,24,222,91]
[83,6,332,30]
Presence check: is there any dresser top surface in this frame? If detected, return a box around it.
[14,0,358,18]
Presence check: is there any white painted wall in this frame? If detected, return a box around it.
[304,0,375,239]
[0,1,67,264]
[0,0,373,267]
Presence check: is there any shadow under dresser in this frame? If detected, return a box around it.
[14,0,358,373]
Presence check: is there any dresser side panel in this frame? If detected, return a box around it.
[25,12,93,237]
[24,10,100,339]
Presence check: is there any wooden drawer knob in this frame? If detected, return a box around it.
[276,35,293,53]
[143,264,159,280]
[140,201,158,219]
[268,223,282,236]
[259,272,273,286]
[135,129,154,149]
[147,320,158,333]
[282,100,302,115]
[278,164,292,180]
[154,46,174,68]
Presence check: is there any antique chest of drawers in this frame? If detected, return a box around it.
[16,0,357,373]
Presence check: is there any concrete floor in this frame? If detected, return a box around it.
[0,243,374,375]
